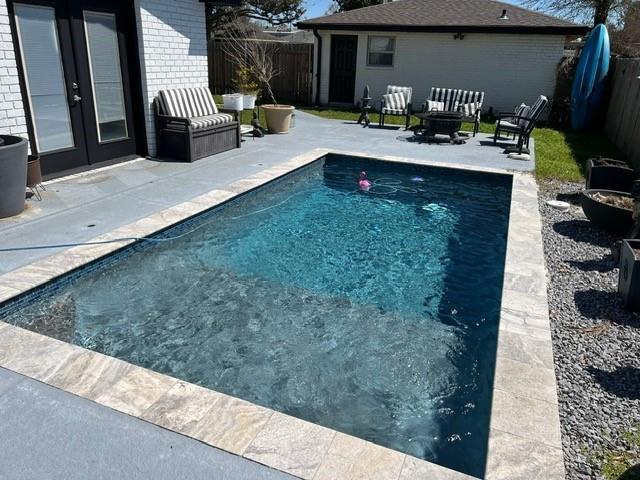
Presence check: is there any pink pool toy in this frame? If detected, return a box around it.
[359,171,372,191]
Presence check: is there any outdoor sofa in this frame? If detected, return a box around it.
[154,87,241,162]
[423,87,485,136]
[379,85,413,129]
[493,95,549,155]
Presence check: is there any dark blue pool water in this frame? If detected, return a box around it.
[1,154,511,477]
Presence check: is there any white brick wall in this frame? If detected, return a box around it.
[0,0,28,140]
[135,0,208,156]
[316,30,566,114]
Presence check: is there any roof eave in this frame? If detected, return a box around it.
[295,22,589,35]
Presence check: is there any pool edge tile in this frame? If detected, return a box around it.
[398,456,479,480]
[485,429,565,480]
[243,412,335,480]
[313,432,405,480]
[186,394,275,456]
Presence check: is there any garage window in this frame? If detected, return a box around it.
[367,36,394,66]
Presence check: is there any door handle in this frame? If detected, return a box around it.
[70,83,82,105]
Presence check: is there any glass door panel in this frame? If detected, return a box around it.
[14,3,74,153]
[83,11,128,143]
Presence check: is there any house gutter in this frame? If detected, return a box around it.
[312,28,322,106]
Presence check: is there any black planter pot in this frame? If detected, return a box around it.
[618,239,640,312]
[0,135,28,218]
[581,189,634,234]
[585,157,635,193]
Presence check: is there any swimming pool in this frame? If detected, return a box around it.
[1,154,512,477]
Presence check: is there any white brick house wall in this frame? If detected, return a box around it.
[0,0,208,158]
[316,30,566,114]
[0,0,27,140]
[135,0,208,156]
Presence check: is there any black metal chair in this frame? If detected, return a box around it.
[493,95,549,155]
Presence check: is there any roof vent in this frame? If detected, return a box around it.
[499,9,509,20]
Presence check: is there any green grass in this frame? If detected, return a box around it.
[585,425,640,480]
[298,106,625,182]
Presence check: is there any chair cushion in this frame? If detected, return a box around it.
[158,87,218,118]
[459,102,479,116]
[429,88,459,111]
[382,108,408,115]
[190,113,234,129]
[386,85,412,104]
[496,120,521,130]
[518,106,531,127]
[383,92,407,111]
[427,100,445,112]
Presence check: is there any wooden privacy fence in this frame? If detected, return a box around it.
[605,58,640,169]
[209,40,314,105]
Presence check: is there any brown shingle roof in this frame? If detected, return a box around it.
[297,0,587,35]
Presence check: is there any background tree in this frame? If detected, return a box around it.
[207,0,305,34]
[332,0,382,12]
[524,0,632,26]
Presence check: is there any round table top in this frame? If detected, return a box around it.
[415,111,463,120]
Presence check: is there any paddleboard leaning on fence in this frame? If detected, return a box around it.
[571,24,611,131]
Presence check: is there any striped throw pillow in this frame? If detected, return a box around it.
[383,92,407,111]
[459,102,479,116]
[427,100,445,112]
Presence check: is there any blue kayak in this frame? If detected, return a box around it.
[571,24,610,131]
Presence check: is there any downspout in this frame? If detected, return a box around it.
[313,28,322,106]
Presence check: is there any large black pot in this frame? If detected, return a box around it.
[581,189,634,234]
[0,135,28,218]
[586,157,635,193]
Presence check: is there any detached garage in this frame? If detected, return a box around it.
[298,0,588,113]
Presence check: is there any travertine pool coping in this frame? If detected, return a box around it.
[0,148,562,480]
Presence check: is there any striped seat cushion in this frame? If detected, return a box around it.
[458,102,480,117]
[158,87,218,118]
[426,100,445,111]
[386,85,412,104]
[190,113,234,129]
[382,92,407,112]
[495,120,520,130]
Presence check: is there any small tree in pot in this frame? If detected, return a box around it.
[220,21,294,133]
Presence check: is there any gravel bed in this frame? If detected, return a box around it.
[538,179,640,479]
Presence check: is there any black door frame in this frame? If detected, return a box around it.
[7,0,147,176]
[328,34,358,105]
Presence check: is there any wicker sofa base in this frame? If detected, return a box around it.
[157,121,241,163]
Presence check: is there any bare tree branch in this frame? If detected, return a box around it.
[218,21,280,105]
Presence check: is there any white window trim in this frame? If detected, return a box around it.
[366,35,395,68]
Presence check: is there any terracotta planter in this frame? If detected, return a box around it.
[263,104,294,134]
[27,156,42,187]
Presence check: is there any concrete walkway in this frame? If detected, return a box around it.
[0,367,293,480]
[0,111,533,275]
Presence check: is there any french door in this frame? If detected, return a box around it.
[10,0,138,175]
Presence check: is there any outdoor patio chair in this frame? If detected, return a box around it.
[154,87,241,162]
[493,95,549,155]
[379,85,412,129]
[423,87,485,136]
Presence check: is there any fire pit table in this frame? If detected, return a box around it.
[414,111,465,144]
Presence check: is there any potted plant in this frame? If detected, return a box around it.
[0,134,28,218]
[585,156,635,192]
[221,21,294,134]
[222,92,244,111]
[581,189,634,233]
[233,66,259,110]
